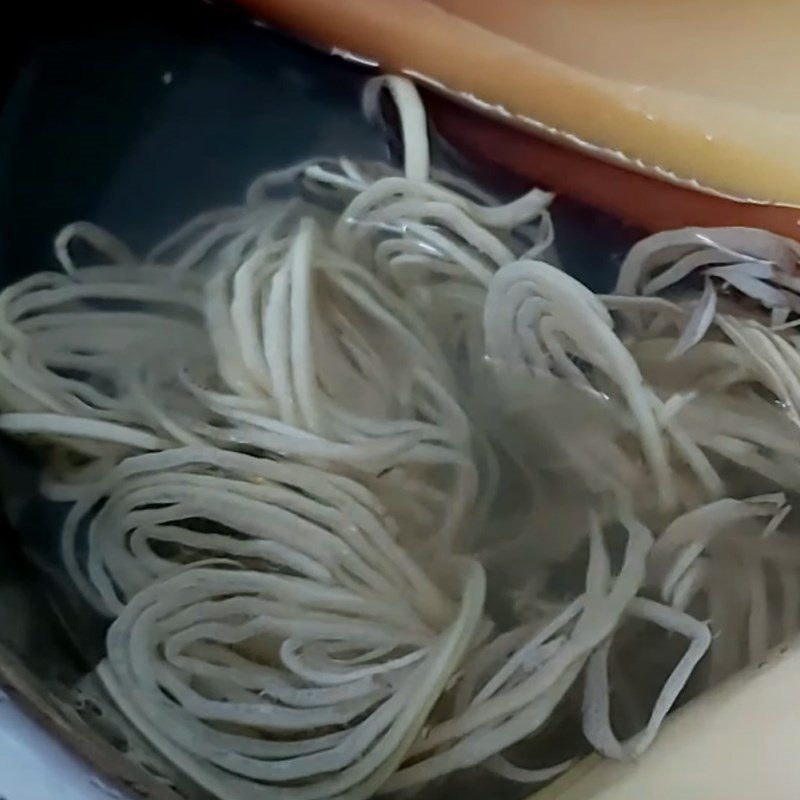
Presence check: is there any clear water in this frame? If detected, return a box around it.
[0,2,646,797]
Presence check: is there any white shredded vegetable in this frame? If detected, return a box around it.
[3,74,800,800]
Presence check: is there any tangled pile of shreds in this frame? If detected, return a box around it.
[4,76,800,799]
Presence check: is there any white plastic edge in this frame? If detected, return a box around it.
[0,688,130,800]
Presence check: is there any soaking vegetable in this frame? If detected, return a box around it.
[3,74,800,799]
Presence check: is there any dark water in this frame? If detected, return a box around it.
[0,1,643,796]
[0,0,635,593]
[0,0,389,675]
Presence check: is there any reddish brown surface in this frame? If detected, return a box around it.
[427,95,800,239]
[236,0,800,238]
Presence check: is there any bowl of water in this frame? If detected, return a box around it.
[2,4,800,800]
